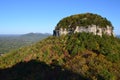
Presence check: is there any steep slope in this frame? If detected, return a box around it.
[0,33,120,80]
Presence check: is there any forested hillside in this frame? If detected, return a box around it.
[0,33,50,54]
[0,33,120,80]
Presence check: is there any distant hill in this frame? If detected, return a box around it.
[21,33,50,37]
[20,33,51,42]
[116,35,120,38]
[0,33,51,54]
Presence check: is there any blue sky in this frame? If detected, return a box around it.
[0,0,120,35]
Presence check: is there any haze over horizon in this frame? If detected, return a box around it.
[0,0,120,35]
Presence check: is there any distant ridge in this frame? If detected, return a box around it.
[22,32,51,36]
[0,33,51,54]
[116,35,120,38]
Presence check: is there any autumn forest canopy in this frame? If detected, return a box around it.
[56,13,113,30]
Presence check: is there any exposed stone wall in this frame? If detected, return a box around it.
[53,25,113,37]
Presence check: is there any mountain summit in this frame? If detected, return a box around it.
[53,13,114,36]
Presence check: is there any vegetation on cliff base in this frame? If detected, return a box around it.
[56,13,113,30]
[0,33,120,80]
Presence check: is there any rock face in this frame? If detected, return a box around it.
[53,13,114,36]
[53,25,113,36]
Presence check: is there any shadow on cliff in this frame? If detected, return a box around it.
[0,60,87,80]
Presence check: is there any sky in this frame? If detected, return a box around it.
[0,0,120,35]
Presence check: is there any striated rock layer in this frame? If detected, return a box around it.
[53,25,113,36]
